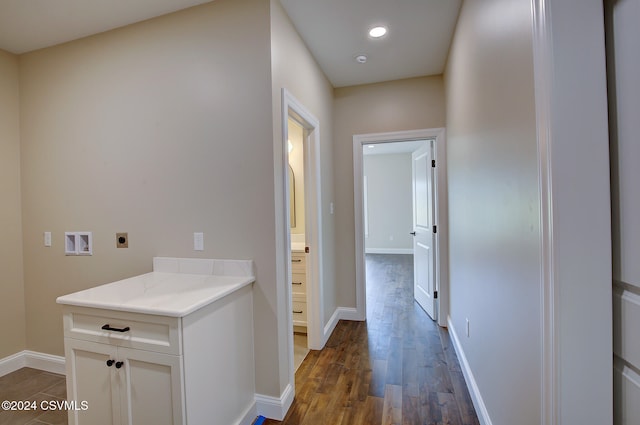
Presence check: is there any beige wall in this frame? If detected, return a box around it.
[18,0,286,397]
[0,49,26,358]
[444,0,541,423]
[270,0,336,389]
[333,76,445,307]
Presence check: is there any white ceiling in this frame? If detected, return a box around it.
[279,0,462,87]
[0,0,212,54]
[363,140,427,156]
[0,0,461,88]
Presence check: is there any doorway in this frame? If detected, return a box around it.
[353,128,448,327]
[280,89,325,387]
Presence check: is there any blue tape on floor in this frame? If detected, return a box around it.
[254,415,266,425]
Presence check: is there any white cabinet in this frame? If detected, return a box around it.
[65,338,182,425]
[61,276,255,425]
[291,252,307,329]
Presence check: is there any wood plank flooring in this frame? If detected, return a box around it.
[266,254,479,425]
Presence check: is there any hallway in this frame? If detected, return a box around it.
[266,254,479,424]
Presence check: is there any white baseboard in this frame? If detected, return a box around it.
[447,318,493,425]
[0,350,66,377]
[236,400,257,425]
[323,307,362,346]
[365,248,413,255]
[255,383,294,421]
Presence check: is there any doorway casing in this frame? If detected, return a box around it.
[353,128,448,327]
[280,88,324,383]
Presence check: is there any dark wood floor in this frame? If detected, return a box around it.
[266,254,479,425]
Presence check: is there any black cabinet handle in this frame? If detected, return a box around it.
[106,359,115,367]
[293,310,303,314]
[292,282,303,285]
[410,232,416,236]
[115,361,124,369]
[292,259,302,263]
[102,324,130,333]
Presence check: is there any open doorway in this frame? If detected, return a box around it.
[353,128,448,327]
[281,89,325,387]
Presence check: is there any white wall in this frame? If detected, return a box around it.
[444,0,542,423]
[363,153,412,253]
[288,118,305,235]
[606,0,640,423]
[0,49,25,359]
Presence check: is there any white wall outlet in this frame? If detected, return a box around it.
[44,232,52,247]
[194,232,204,251]
[466,318,470,337]
[65,232,92,256]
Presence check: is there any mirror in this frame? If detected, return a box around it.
[289,164,296,228]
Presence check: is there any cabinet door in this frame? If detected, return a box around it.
[65,339,121,425]
[117,347,184,425]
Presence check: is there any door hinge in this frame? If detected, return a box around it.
[434,291,438,299]
[431,159,436,168]
[305,246,310,253]
[433,225,437,234]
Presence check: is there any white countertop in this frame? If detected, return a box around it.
[291,242,306,252]
[56,257,255,317]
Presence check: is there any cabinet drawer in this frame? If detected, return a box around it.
[291,272,307,296]
[62,306,181,355]
[292,300,307,326]
[291,253,306,273]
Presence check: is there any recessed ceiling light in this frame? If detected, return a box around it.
[367,145,375,149]
[369,26,387,38]
[355,54,368,64]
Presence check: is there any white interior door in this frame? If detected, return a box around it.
[412,141,436,320]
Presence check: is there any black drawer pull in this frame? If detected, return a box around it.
[115,361,124,369]
[292,282,303,285]
[292,259,302,263]
[106,359,115,367]
[293,310,303,314]
[102,324,130,333]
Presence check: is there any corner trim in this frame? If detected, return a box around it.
[255,384,294,421]
[447,319,493,425]
[531,1,558,424]
[0,351,66,377]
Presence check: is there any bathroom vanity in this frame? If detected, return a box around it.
[56,257,256,425]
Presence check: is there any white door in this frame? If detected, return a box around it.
[412,141,436,320]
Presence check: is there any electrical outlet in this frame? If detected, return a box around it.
[116,233,128,248]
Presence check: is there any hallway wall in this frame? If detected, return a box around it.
[333,76,445,307]
[444,0,541,423]
[0,49,25,359]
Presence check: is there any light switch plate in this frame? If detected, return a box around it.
[44,232,52,247]
[194,232,204,251]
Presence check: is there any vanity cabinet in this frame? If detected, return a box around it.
[291,252,307,328]
[58,257,257,425]
[63,308,184,425]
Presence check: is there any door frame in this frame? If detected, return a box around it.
[280,89,324,356]
[352,128,448,327]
